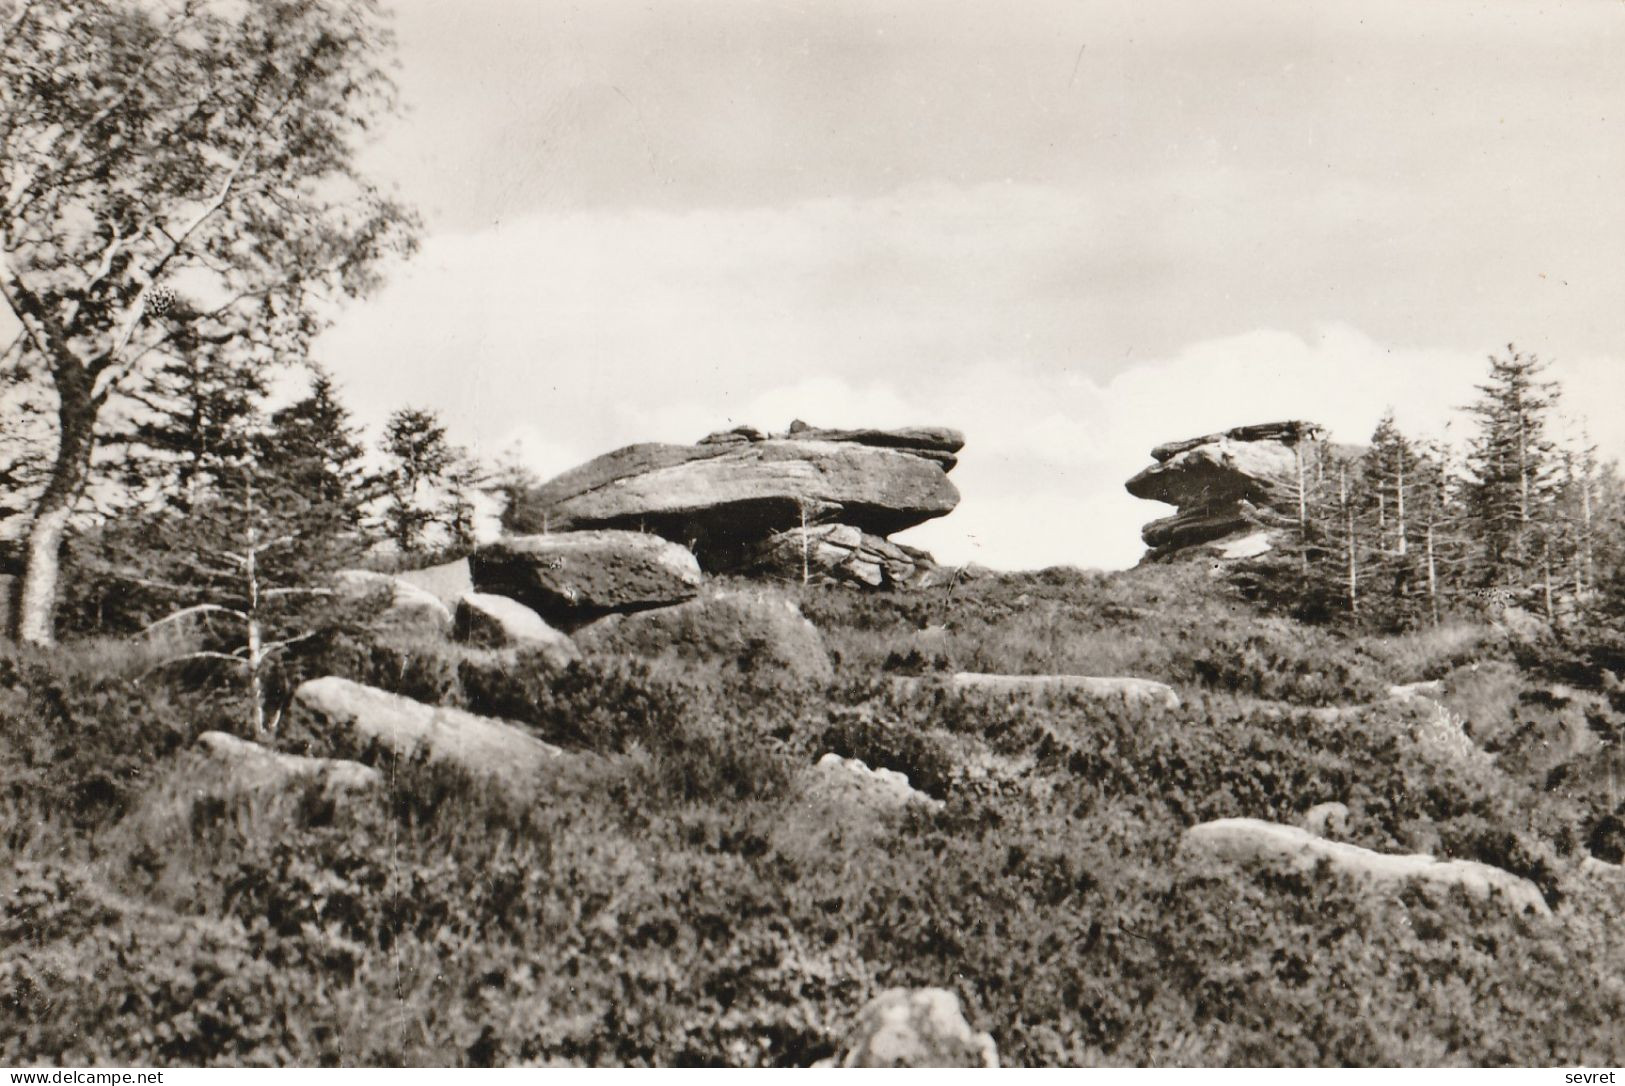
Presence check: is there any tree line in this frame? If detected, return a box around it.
[1268,349,1624,631]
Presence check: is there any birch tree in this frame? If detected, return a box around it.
[0,0,416,643]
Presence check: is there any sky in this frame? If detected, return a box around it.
[310,0,1625,570]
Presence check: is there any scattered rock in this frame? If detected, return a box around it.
[804,752,941,811]
[454,591,581,668]
[470,530,703,627]
[333,569,454,634]
[192,731,381,793]
[394,556,474,609]
[818,988,998,1068]
[1302,801,1351,839]
[948,673,1182,710]
[116,732,380,845]
[508,422,961,579]
[1126,421,1341,562]
[291,677,563,791]
[1183,817,1550,916]
[1388,680,1447,701]
[574,587,833,683]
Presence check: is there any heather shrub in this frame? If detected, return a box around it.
[5,564,1625,1066]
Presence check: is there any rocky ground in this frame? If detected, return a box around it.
[2,421,1623,1066]
[3,555,1623,1066]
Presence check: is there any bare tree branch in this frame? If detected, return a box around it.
[144,650,248,676]
[140,602,249,633]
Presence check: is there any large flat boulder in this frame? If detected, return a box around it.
[292,677,563,791]
[453,591,581,669]
[818,988,998,1068]
[470,530,703,627]
[509,423,961,571]
[1184,817,1550,916]
[574,587,833,683]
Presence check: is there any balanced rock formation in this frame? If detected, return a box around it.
[1184,817,1550,916]
[1125,420,1325,562]
[574,587,833,683]
[470,530,703,627]
[818,988,999,1068]
[508,421,962,585]
[454,591,581,669]
[292,677,564,792]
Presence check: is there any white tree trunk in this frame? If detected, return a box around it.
[16,504,69,644]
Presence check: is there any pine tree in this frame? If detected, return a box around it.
[1464,347,1563,588]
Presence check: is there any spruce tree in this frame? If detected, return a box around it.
[1464,347,1563,589]
[374,406,472,554]
[108,338,270,512]
[261,371,373,555]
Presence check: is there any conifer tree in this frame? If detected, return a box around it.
[260,371,372,553]
[108,338,270,512]
[1464,347,1563,587]
[375,407,458,553]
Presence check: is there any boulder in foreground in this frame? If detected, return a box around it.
[1183,817,1550,916]
[470,530,702,627]
[818,987,998,1068]
[116,732,380,845]
[292,677,563,791]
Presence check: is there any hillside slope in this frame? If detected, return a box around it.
[3,563,1623,1066]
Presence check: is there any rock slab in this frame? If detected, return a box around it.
[332,569,454,634]
[949,673,1182,710]
[470,530,702,627]
[192,731,382,795]
[454,591,581,668]
[574,587,833,683]
[292,677,562,791]
[820,988,998,1068]
[1184,817,1550,916]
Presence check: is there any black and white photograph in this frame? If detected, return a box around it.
[1,0,1624,1071]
